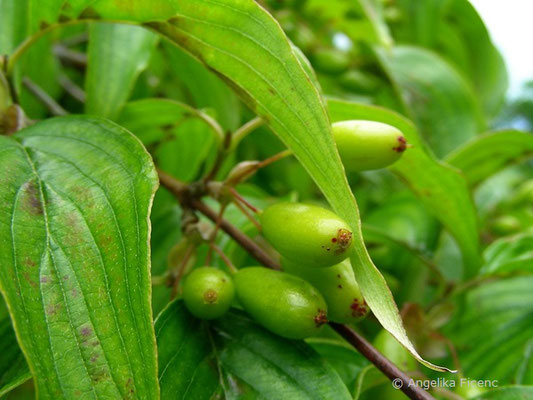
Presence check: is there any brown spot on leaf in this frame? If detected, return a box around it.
[46,304,60,316]
[25,257,36,267]
[24,181,43,215]
[80,326,92,338]
[22,272,37,288]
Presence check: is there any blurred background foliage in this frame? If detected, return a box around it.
[1,0,532,398]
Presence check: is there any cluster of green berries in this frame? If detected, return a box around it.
[182,120,407,339]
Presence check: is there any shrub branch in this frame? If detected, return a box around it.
[159,171,436,400]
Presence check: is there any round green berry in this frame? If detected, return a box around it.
[182,267,235,320]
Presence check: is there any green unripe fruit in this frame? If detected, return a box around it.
[332,120,407,171]
[260,202,354,268]
[235,267,328,339]
[282,258,369,324]
[338,70,380,93]
[312,48,350,74]
[373,330,417,372]
[182,267,235,320]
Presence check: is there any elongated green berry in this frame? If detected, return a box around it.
[332,120,407,171]
[313,48,350,74]
[338,70,380,93]
[373,330,417,372]
[282,258,369,324]
[235,267,328,339]
[260,202,354,268]
[182,267,235,320]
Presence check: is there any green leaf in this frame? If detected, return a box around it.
[376,45,484,157]
[446,276,533,384]
[16,35,62,119]
[306,338,368,389]
[472,386,533,400]
[481,233,533,275]
[358,0,393,48]
[446,130,533,187]
[214,310,351,399]
[155,301,219,400]
[439,0,508,118]
[85,22,158,120]
[0,0,28,54]
[156,300,351,399]
[0,317,32,397]
[162,42,242,131]
[394,0,448,48]
[0,116,159,399]
[117,98,223,146]
[327,98,482,276]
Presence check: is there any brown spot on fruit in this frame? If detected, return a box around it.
[337,284,343,289]
[393,136,407,153]
[335,228,352,254]
[314,309,328,327]
[203,289,218,304]
[350,298,368,317]
[331,238,337,243]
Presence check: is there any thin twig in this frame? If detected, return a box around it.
[61,32,88,47]
[59,74,86,103]
[22,77,67,116]
[205,203,227,265]
[208,242,237,273]
[258,149,292,168]
[229,187,259,213]
[53,44,88,68]
[170,244,195,299]
[230,116,264,150]
[190,199,280,271]
[232,198,262,231]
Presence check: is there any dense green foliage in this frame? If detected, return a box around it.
[0,0,532,399]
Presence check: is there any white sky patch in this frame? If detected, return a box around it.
[470,0,533,97]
